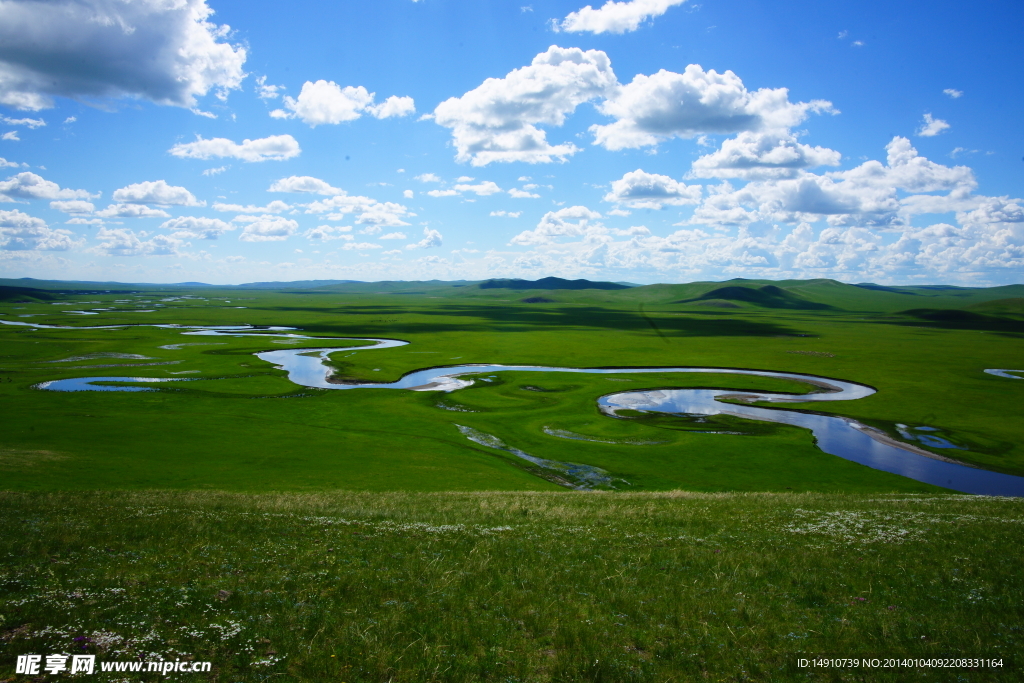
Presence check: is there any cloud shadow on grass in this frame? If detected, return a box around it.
[262,304,806,338]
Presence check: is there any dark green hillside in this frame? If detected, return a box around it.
[966,297,1024,317]
[894,307,1024,333]
[620,278,1024,313]
[0,285,57,302]
[0,277,158,292]
[677,284,835,310]
[235,279,363,289]
[314,279,480,294]
[479,276,631,290]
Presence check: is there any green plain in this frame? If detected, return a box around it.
[1,278,1022,492]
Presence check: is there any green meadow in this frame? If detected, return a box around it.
[2,491,1022,682]
[1,277,1023,680]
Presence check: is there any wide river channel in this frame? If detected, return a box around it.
[11,321,1024,497]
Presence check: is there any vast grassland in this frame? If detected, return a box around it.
[1,278,1022,491]
[2,491,1022,682]
[1,278,1022,680]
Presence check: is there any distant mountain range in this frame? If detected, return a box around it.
[2,276,1022,317]
[0,277,367,291]
[479,277,632,291]
[0,276,632,292]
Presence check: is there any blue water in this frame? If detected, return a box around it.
[36,376,188,392]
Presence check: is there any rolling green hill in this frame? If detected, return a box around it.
[675,284,835,310]
[0,285,57,302]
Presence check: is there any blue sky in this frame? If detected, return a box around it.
[0,0,1021,285]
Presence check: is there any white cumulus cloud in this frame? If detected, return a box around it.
[688,137,976,230]
[212,200,291,214]
[49,200,95,214]
[1,208,80,250]
[406,227,443,249]
[93,227,184,256]
[433,45,618,166]
[0,209,43,230]
[0,172,95,202]
[604,169,702,209]
[1,116,44,128]
[256,76,282,100]
[453,181,503,196]
[237,215,299,242]
[304,225,353,241]
[690,131,842,179]
[368,95,416,119]
[511,205,603,245]
[270,80,414,125]
[592,64,835,150]
[169,135,301,162]
[269,175,344,195]
[112,180,201,207]
[557,0,689,34]
[0,0,246,111]
[95,203,171,219]
[917,113,950,137]
[159,216,233,240]
[355,202,413,227]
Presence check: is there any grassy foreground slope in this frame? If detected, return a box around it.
[1,491,1021,682]
[0,278,1022,491]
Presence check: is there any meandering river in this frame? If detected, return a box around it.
[9,320,1023,497]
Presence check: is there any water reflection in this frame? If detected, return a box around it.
[36,376,188,392]
[598,389,1024,496]
[985,369,1024,380]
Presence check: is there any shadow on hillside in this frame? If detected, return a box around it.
[676,285,835,311]
[0,285,58,303]
[880,309,1024,334]
[262,304,806,338]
